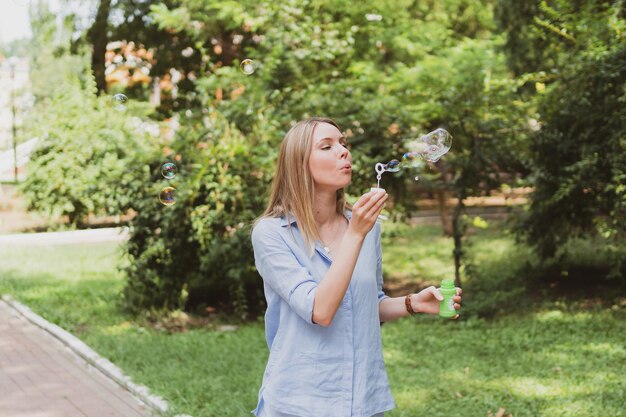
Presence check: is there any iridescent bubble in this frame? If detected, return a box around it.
[417,128,452,163]
[384,159,401,172]
[159,186,176,206]
[401,151,425,169]
[113,93,128,110]
[239,59,257,75]
[161,162,177,180]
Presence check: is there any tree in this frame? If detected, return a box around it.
[27,0,534,315]
[496,0,626,278]
[86,0,112,94]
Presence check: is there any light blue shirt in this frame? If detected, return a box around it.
[250,210,396,417]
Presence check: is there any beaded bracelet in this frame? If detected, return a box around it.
[405,294,418,315]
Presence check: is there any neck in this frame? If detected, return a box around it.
[312,189,339,227]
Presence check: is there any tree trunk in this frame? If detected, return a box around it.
[436,189,452,236]
[437,163,453,236]
[87,0,111,95]
[452,196,465,288]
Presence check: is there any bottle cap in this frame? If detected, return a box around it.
[441,278,455,289]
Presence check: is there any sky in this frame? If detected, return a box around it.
[0,0,33,44]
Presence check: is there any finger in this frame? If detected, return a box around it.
[454,303,461,310]
[429,286,443,301]
[353,191,377,210]
[456,287,462,296]
[365,193,388,218]
[356,191,385,213]
[453,314,460,319]
[453,296,462,302]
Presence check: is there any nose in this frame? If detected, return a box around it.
[339,144,350,159]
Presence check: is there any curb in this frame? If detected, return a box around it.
[1,294,192,417]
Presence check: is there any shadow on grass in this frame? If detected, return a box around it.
[383,306,625,417]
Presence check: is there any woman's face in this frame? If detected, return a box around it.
[308,122,352,192]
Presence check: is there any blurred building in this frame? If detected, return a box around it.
[0,56,34,181]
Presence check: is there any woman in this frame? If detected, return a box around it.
[251,117,462,417]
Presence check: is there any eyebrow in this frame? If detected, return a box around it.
[317,136,347,143]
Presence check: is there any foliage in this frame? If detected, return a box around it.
[140,0,532,303]
[18,55,155,226]
[147,0,528,208]
[121,111,274,317]
[496,0,626,277]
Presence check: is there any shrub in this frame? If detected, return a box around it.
[121,111,274,319]
[463,235,626,318]
[19,62,154,226]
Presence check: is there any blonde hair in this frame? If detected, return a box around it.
[256,117,350,254]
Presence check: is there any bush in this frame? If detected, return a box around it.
[121,111,274,319]
[19,60,155,226]
[463,235,626,318]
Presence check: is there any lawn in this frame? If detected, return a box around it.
[0,222,624,417]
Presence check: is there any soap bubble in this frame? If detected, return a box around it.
[384,159,401,172]
[239,59,257,75]
[401,151,426,181]
[374,159,401,188]
[401,151,425,169]
[159,186,176,206]
[373,128,452,187]
[113,93,128,110]
[161,162,177,180]
[415,128,452,163]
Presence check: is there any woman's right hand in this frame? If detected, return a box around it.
[348,189,388,238]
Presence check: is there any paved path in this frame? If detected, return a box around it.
[0,227,129,246]
[0,300,157,417]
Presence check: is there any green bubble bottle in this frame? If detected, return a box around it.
[439,278,457,318]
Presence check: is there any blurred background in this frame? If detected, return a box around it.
[0,1,624,416]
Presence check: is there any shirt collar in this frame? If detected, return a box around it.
[280,208,352,227]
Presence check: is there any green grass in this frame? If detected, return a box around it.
[1,225,625,417]
[380,219,515,284]
[381,222,456,283]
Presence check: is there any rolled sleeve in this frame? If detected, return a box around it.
[375,222,389,304]
[252,220,318,324]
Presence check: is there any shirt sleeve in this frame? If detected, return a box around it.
[251,219,318,325]
[375,222,389,304]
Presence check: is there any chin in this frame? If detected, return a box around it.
[338,179,352,190]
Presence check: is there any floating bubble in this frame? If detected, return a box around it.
[374,159,401,188]
[374,128,452,187]
[239,59,257,75]
[384,159,401,172]
[161,162,177,180]
[113,93,128,110]
[401,151,425,169]
[159,186,176,206]
[416,128,452,163]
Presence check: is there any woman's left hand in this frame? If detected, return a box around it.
[411,285,463,319]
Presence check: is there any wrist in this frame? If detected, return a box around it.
[405,293,418,315]
[344,228,366,243]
